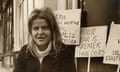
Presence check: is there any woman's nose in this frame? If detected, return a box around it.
[38,28,43,34]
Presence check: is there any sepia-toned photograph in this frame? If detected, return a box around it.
[0,0,120,72]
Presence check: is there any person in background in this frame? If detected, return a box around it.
[13,7,76,72]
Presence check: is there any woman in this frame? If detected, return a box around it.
[13,7,76,72]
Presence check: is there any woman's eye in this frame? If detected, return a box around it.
[42,26,49,30]
[33,27,39,30]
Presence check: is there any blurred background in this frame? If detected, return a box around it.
[0,0,119,72]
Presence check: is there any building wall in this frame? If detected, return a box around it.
[0,25,3,54]
[44,0,57,10]
[83,0,118,26]
[118,0,120,23]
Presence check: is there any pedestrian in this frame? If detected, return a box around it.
[13,7,76,72]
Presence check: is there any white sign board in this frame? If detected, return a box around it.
[75,26,107,57]
[104,23,120,65]
[55,9,81,45]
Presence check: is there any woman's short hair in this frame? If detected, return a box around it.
[28,7,62,53]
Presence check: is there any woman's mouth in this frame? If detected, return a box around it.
[37,36,46,40]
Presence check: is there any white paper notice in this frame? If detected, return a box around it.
[75,26,107,57]
[104,23,120,65]
[55,9,81,45]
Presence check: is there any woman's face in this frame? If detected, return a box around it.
[31,18,51,49]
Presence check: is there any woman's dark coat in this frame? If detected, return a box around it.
[13,44,76,72]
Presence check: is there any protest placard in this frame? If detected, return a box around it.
[75,26,107,57]
[104,23,120,65]
[55,9,81,45]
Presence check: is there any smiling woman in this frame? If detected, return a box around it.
[13,7,76,72]
[31,18,52,51]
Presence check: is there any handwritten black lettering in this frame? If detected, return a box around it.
[56,14,66,20]
[105,56,120,61]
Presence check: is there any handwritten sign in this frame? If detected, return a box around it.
[55,9,81,45]
[75,26,107,57]
[104,23,120,65]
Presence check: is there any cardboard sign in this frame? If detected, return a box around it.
[104,23,120,65]
[75,26,107,57]
[55,9,81,45]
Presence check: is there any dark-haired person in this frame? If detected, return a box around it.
[13,7,76,72]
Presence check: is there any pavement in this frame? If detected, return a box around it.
[0,62,13,72]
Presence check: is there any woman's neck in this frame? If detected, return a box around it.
[33,42,52,58]
[37,45,48,51]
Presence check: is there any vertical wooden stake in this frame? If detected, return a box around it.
[87,55,90,72]
[117,65,120,72]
